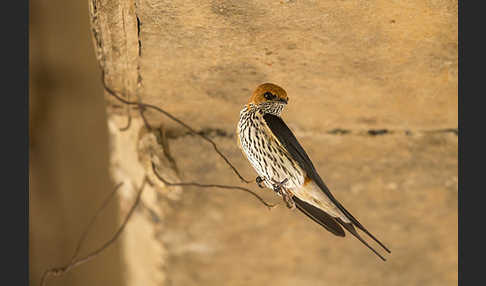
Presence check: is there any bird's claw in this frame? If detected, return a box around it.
[283,193,295,210]
[272,178,294,209]
[272,178,288,193]
[255,176,265,188]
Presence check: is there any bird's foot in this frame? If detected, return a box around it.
[272,178,288,194]
[272,178,289,192]
[272,178,294,209]
[255,176,265,188]
[282,191,295,209]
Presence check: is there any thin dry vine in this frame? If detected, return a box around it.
[39,70,277,285]
[40,178,148,286]
[102,70,253,184]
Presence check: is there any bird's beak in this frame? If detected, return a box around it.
[279,98,288,104]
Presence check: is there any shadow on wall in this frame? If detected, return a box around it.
[29,0,125,286]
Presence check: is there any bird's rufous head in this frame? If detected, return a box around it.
[248,83,289,106]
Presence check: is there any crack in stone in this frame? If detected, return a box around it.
[136,16,142,57]
[424,128,458,135]
[164,127,458,140]
[326,128,458,137]
[367,129,390,136]
[134,1,143,85]
[165,128,233,140]
[327,128,351,135]
[88,0,106,69]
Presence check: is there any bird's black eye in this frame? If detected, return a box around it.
[263,92,276,100]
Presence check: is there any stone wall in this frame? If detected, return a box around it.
[30,1,457,285]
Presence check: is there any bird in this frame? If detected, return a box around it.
[236,83,391,261]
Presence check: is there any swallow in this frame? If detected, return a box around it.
[236,83,391,261]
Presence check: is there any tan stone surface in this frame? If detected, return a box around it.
[91,0,457,285]
[29,1,125,285]
[99,0,457,132]
[162,132,457,286]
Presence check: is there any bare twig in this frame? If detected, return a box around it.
[138,104,153,132]
[40,69,269,285]
[70,182,123,262]
[101,71,252,183]
[125,83,274,209]
[119,106,132,131]
[151,162,276,209]
[40,179,148,286]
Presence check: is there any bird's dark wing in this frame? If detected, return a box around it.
[293,196,345,237]
[263,113,391,256]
